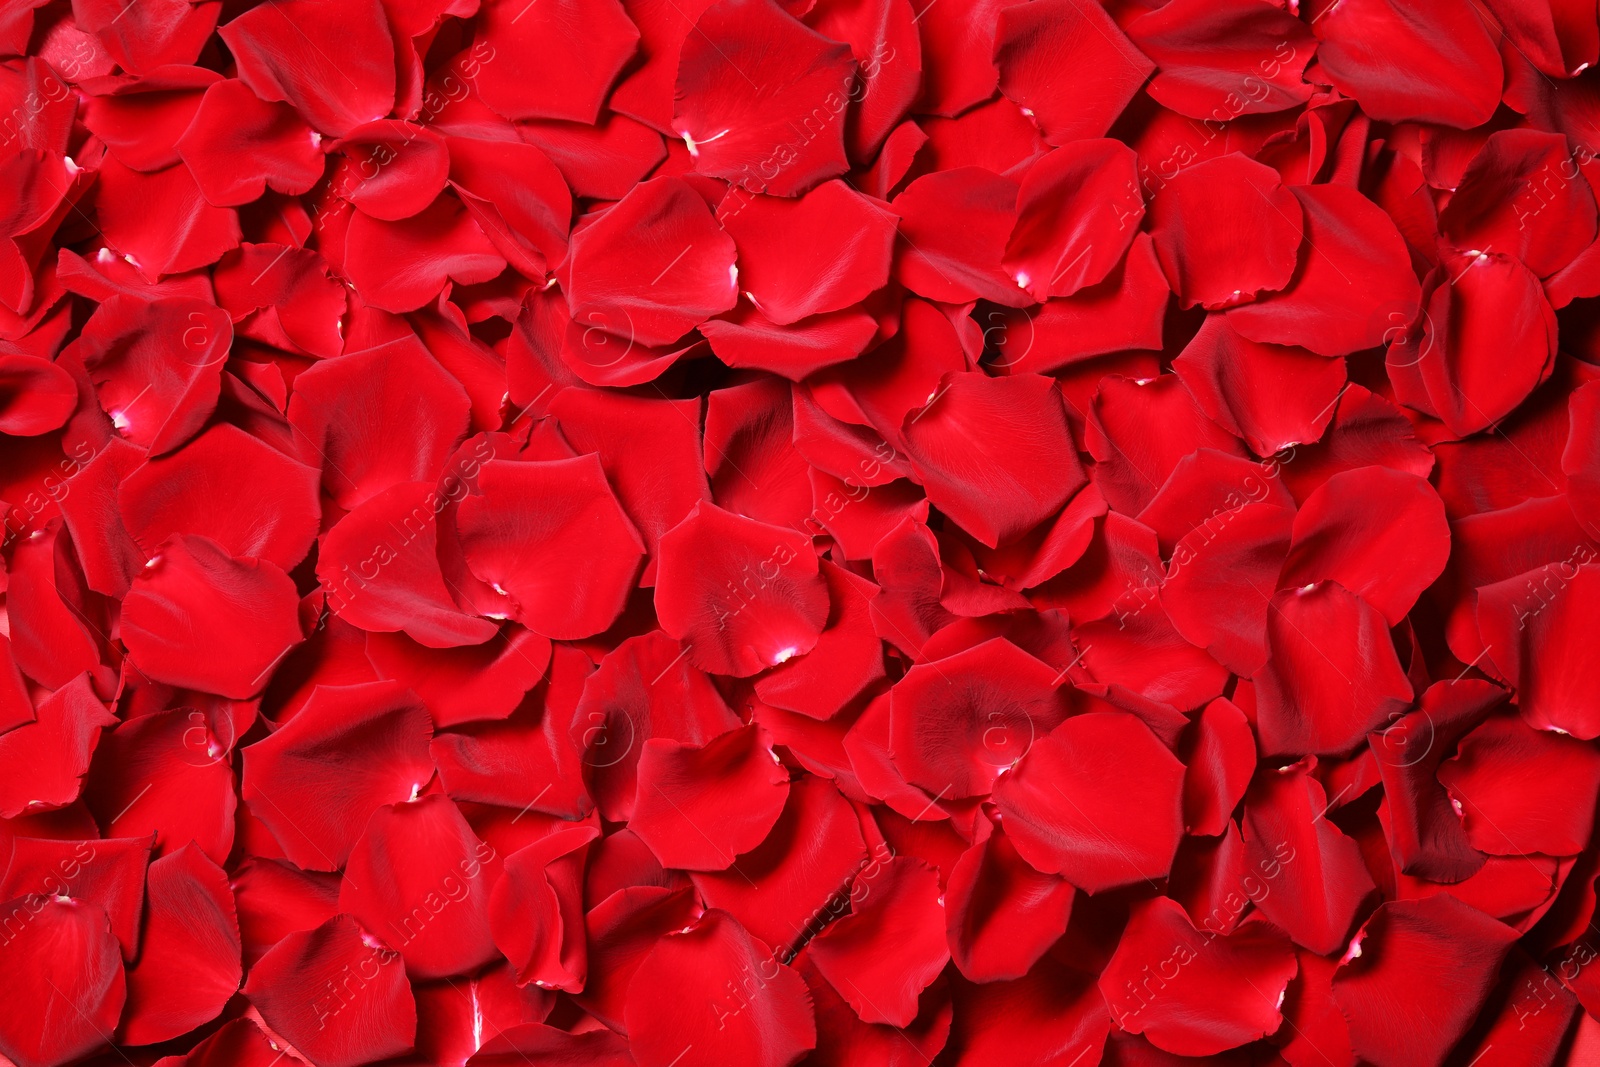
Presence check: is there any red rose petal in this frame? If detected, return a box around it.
[945,819,1074,982]
[994,711,1185,893]
[625,910,814,1067]
[339,793,500,979]
[118,843,241,1046]
[673,0,857,196]
[241,680,434,871]
[121,534,303,699]
[993,0,1153,146]
[0,897,126,1067]
[1331,897,1518,1067]
[654,500,830,676]
[219,0,396,137]
[630,723,791,871]
[560,176,737,348]
[1100,898,1297,1057]
[243,914,417,1067]
[808,855,949,1026]
[1147,154,1304,310]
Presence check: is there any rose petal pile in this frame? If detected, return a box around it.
[2,0,1600,1065]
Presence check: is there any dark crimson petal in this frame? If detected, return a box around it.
[1241,761,1376,955]
[83,708,236,864]
[630,723,791,870]
[489,824,598,990]
[901,370,1085,548]
[243,914,416,1067]
[174,79,323,208]
[754,560,885,721]
[118,422,320,572]
[475,0,638,122]
[891,167,1026,306]
[1124,0,1315,118]
[1161,502,1295,677]
[888,637,1070,798]
[0,835,151,957]
[121,534,303,699]
[945,820,1074,983]
[366,627,550,729]
[1278,467,1450,626]
[0,353,74,435]
[1099,899,1296,1057]
[1438,714,1600,857]
[70,293,230,455]
[319,480,498,647]
[993,0,1153,146]
[1312,0,1502,129]
[720,179,896,325]
[994,711,1185,893]
[1003,139,1143,301]
[1331,897,1518,1067]
[1252,582,1413,758]
[339,793,499,979]
[808,856,949,1027]
[691,773,866,959]
[1175,315,1345,456]
[654,500,830,677]
[0,676,116,818]
[560,176,737,348]
[219,0,395,136]
[1387,253,1558,437]
[1180,698,1256,838]
[673,0,856,196]
[118,843,240,1046]
[1147,153,1303,310]
[331,120,449,221]
[1227,183,1424,357]
[95,157,241,279]
[942,954,1110,1067]
[624,910,815,1067]
[341,193,506,312]
[286,335,471,510]
[456,455,645,639]
[466,1023,635,1067]
[0,897,125,1067]
[241,680,433,871]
